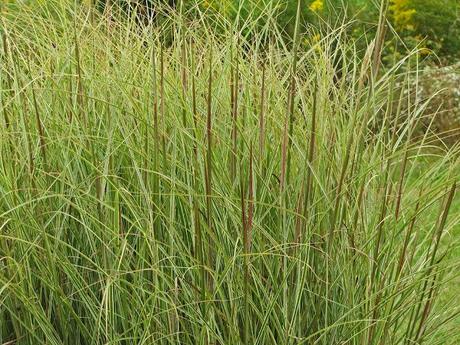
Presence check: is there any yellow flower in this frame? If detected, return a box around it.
[309,0,324,12]
[389,0,416,31]
[304,33,321,46]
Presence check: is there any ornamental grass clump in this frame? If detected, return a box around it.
[0,1,459,344]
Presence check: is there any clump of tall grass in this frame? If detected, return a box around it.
[1,1,459,344]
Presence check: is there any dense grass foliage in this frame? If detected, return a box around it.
[1,1,460,344]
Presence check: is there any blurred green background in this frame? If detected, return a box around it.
[88,0,460,64]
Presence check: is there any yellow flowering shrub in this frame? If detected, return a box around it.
[309,0,324,12]
[389,0,416,31]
